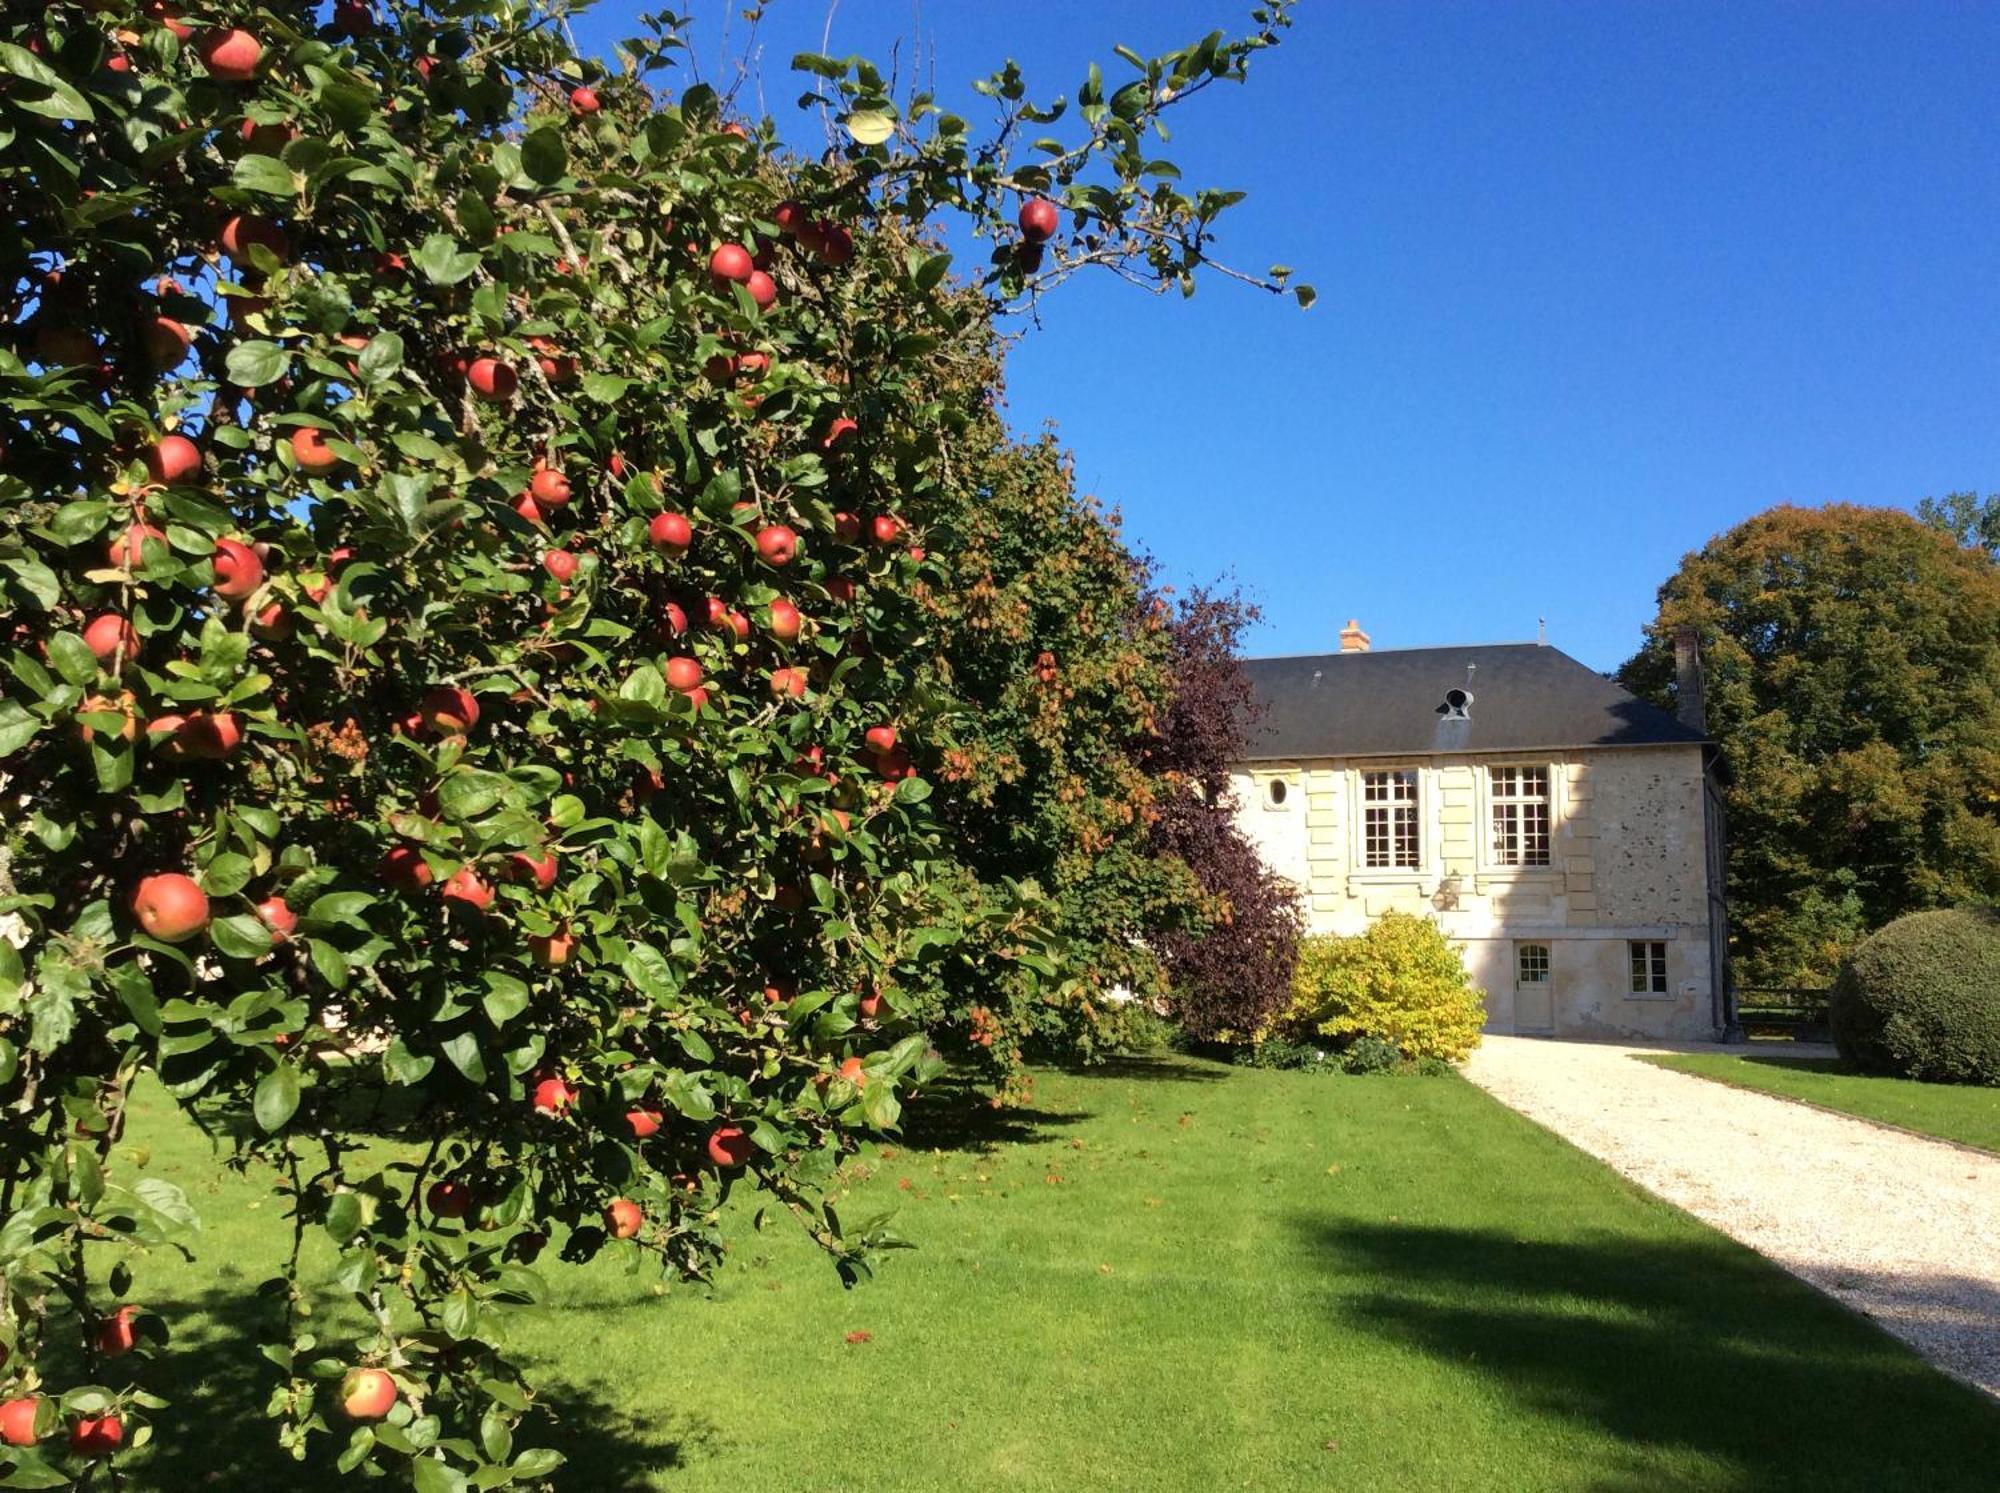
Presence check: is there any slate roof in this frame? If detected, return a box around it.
[1236,643,1707,761]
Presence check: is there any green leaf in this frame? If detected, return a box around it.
[45,631,97,687]
[411,1458,467,1493]
[438,771,509,820]
[415,233,481,286]
[623,943,678,1003]
[232,153,296,197]
[210,914,274,960]
[199,852,254,898]
[580,373,632,404]
[0,700,40,755]
[105,962,161,1035]
[0,42,94,121]
[225,340,290,387]
[440,1287,479,1341]
[382,1037,435,1086]
[324,1191,363,1244]
[521,127,567,185]
[133,1178,199,1231]
[304,891,375,926]
[482,975,530,1028]
[441,1030,487,1083]
[844,110,894,145]
[511,1449,564,1479]
[357,332,405,382]
[253,1064,301,1132]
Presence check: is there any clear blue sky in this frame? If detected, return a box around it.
[571,2,2000,672]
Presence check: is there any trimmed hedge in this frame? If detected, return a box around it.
[1829,909,2000,1085]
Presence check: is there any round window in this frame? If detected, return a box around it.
[1268,778,1288,807]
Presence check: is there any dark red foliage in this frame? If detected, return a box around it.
[1146,588,1303,1040]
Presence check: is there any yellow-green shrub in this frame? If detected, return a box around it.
[1279,913,1487,1061]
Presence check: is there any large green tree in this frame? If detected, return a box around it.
[1621,504,2000,985]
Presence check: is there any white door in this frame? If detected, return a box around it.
[1514,943,1554,1034]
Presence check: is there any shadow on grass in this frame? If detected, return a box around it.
[1300,1218,2000,1492]
[898,1074,1087,1155]
[1051,1053,1231,1085]
[1736,1054,1854,1075]
[115,1284,707,1490]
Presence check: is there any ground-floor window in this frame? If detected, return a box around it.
[1517,943,1550,985]
[1628,940,1668,995]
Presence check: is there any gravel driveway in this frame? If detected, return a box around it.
[1462,1036,2000,1397]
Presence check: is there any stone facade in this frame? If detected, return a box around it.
[1231,743,1720,1041]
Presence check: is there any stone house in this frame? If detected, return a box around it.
[1230,622,1730,1041]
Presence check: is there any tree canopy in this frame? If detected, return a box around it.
[1621,503,2000,985]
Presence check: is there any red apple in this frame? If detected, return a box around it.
[80,692,139,744]
[426,1179,471,1218]
[708,243,753,285]
[707,1125,753,1167]
[382,845,433,892]
[251,601,291,641]
[528,929,575,967]
[340,1368,397,1421]
[83,614,137,664]
[291,426,339,472]
[96,1304,140,1356]
[467,357,517,400]
[69,1414,123,1459]
[661,601,689,636]
[0,1398,40,1448]
[569,85,599,115]
[107,521,169,570]
[874,746,912,779]
[256,896,296,943]
[531,1075,577,1114]
[146,433,202,485]
[664,656,702,694]
[1019,197,1059,243]
[756,525,798,566]
[219,213,287,264]
[745,270,777,311]
[871,514,903,546]
[132,873,208,942]
[864,725,898,756]
[509,850,558,889]
[212,538,264,599]
[826,577,855,604]
[529,467,571,506]
[625,1106,663,1139]
[155,710,242,760]
[820,417,858,451]
[419,685,479,734]
[143,315,193,370]
[762,977,796,1006]
[859,989,885,1020]
[543,549,578,584]
[604,1197,643,1239]
[816,222,856,267]
[767,598,802,641]
[197,27,262,81]
[836,1056,867,1088]
[648,511,692,554]
[770,667,808,700]
[773,200,805,236]
[443,867,493,911]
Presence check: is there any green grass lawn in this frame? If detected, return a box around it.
[1642,1051,2000,1153]
[98,1056,2000,1491]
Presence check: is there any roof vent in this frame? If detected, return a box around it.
[1437,687,1473,720]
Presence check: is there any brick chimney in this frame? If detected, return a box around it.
[1339,618,1371,653]
[1672,626,1706,733]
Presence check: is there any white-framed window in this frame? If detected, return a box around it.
[1489,765,1551,867]
[1517,943,1550,985]
[1266,777,1290,809]
[1628,940,1668,995]
[1362,770,1419,869]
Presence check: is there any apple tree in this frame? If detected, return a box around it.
[0,0,1298,1484]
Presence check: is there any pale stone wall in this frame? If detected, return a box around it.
[1231,745,1716,1041]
